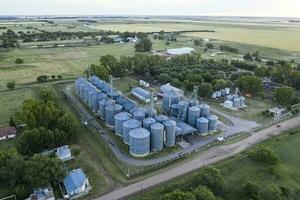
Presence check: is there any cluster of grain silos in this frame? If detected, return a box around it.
[223,95,246,109]
[211,88,230,99]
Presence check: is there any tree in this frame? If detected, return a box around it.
[36,75,48,82]
[274,87,295,106]
[244,182,259,197]
[235,75,263,96]
[248,145,280,165]
[161,189,195,200]
[194,39,203,46]
[90,64,109,81]
[262,185,284,200]
[199,82,213,98]
[50,74,56,80]
[134,37,152,52]
[36,86,56,103]
[25,154,66,188]
[191,167,225,196]
[192,185,216,200]
[243,53,253,61]
[15,58,24,64]
[213,79,231,90]
[6,80,16,90]
[206,43,214,49]
[158,73,172,84]
[57,74,63,80]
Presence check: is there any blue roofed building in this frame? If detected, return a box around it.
[26,186,55,200]
[63,168,91,199]
[131,87,157,103]
[54,145,73,161]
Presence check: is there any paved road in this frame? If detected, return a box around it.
[96,115,300,200]
[65,84,259,166]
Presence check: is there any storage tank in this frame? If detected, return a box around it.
[150,123,164,151]
[123,119,142,145]
[211,92,217,99]
[155,115,168,123]
[208,115,218,132]
[224,100,233,108]
[133,109,146,121]
[114,112,132,137]
[108,90,120,100]
[240,96,246,107]
[162,90,180,113]
[163,120,176,146]
[88,90,97,108]
[170,104,179,117]
[79,84,88,100]
[216,91,222,98]
[221,89,226,96]
[225,87,230,95]
[200,104,210,117]
[188,106,201,127]
[129,128,150,157]
[99,99,113,120]
[226,95,233,101]
[105,104,123,126]
[178,101,189,122]
[75,78,85,95]
[196,117,209,135]
[142,117,156,130]
[233,97,241,107]
[92,93,106,112]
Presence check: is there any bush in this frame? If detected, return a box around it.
[248,146,280,165]
[15,58,24,64]
[6,80,16,90]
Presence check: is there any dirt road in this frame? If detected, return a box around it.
[96,115,300,200]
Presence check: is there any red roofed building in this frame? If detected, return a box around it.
[0,127,17,141]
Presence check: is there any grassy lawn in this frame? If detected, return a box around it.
[0,87,35,126]
[130,128,300,200]
[0,44,136,87]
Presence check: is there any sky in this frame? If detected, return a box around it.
[0,0,299,17]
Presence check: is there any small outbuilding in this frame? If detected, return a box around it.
[0,127,17,141]
[166,47,195,56]
[26,186,55,200]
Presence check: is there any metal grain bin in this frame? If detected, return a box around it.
[233,97,241,107]
[133,109,146,121]
[240,96,246,107]
[129,127,150,157]
[196,117,209,135]
[142,117,156,130]
[114,112,132,137]
[92,92,107,112]
[105,104,123,126]
[122,119,142,145]
[170,104,179,117]
[200,104,210,117]
[150,123,164,151]
[188,106,201,127]
[208,115,218,132]
[163,120,176,146]
[155,115,168,123]
[221,89,226,96]
[162,90,180,113]
[178,101,189,122]
[98,99,113,120]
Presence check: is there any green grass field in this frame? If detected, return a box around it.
[0,43,136,87]
[130,129,300,200]
[94,21,300,52]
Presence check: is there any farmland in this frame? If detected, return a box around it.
[94,21,300,51]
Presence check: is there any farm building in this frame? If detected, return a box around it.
[63,168,91,199]
[26,186,55,200]
[166,47,195,56]
[54,145,73,161]
[160,83,184,97]
[131,87,157,103]
[0,127,17,141]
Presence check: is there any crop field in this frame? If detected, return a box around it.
[0,43,136,87]
[131,129,300,200]
[94,21,300,51]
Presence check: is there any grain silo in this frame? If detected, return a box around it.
[240,96,246,107]
[216,91,222,98]
[114,112,132,137]
[123,119,142,145]
[163,120,176,146]
[196,117,209,134]
[98,99,113,120]
[79,84,88,100]
[75,78,85,95]
[108,90,120,100]
[170,104,179,117]
[142,117,156,130]
[155,115,168,123]
[150,123,164,151]
[84,86,92,104]
[188,106,201,127]
[178,101,189,122]
[162,90,180,113]
[133,109,146,121]
[200,104,210,117]
[225,87,230,95]
[129,127,150,157]
[221,89,226,96]
[92,92,107,112]
[105,104,123,126]
[208,115,218,132]
[88,90,97,108]
[233,97,241,107]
